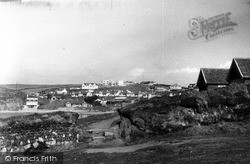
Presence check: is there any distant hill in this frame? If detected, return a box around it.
[0,84,81,94]
[0,87,26,101]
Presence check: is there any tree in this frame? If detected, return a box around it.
[84,95,98,105]
[47,93,52,100]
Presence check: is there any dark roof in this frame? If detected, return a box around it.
[154,84,171,87]
[66,99,86,105]
[201,68,229,84]
[125,97,139,102]
[234,58,250,78]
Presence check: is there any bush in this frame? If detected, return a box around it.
[234,91,250,104]
[207,88,236,107]
[227,83,248,94]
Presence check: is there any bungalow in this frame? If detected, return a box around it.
[102,80,109,86]
[82,83,99,90]
[124,97,140,104]
[86,91,93,97]
[118,80,125,86]
[170,83,182,91]
[154,84,170,92]
[65,100,88,108]
[65,102,72,107]
[124,81,135,86]
[105,97,124,106]
[56,88,67,95]
[196,68,229,91]
[95,91,106,97]
[227,58,250,85]
[110,81,118,86]
[126,90,135,97]
[95,98,107,106]
[26,95,39,107]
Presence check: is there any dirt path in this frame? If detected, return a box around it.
[83,136,249,154]
[88,115,120,130]
[85,141,165,153]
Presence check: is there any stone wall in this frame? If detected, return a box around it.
[0,111,91,153]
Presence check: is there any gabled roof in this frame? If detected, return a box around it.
[201,68,229,84]
[82,83,98,86]
[233,58,250,78]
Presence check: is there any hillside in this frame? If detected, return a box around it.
[117,83,250,142]
[0,87,26,101]
[0,84,81,94]
[0,87,26,111]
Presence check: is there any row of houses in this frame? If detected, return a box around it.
[196,58,250,91]
[102,80,136,86]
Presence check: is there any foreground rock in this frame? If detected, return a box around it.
[0,111,91,153]
[118,83,250,142]
[0,87,26,111]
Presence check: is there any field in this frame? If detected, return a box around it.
[0,84,81,94]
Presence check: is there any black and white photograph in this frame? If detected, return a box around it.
[0,0,250,163]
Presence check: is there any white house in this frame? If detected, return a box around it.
[118,80,125,86]
[65,102,72,107]
[26,95,39,108]
[95,99,108,106]
[86,91,93,97]
[170,83,182,90]
[110,81,117,86]
[102,80,109,86]
[82,83,99,90]
[56,88,68,95]
[124,81,135,86]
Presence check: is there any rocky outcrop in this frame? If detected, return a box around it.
[0,111,91,153]
[0,87,25,111]
[118,83,250,142]
[0,98,23,111]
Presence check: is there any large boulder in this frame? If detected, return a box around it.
[118,104,199,141]
[117,84,250,142]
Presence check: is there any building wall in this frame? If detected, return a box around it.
[197,70,207,91]
[26,101,38,106]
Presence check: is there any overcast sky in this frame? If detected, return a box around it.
[0,0,250,86]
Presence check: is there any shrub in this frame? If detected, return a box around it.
[227,83,248,94]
